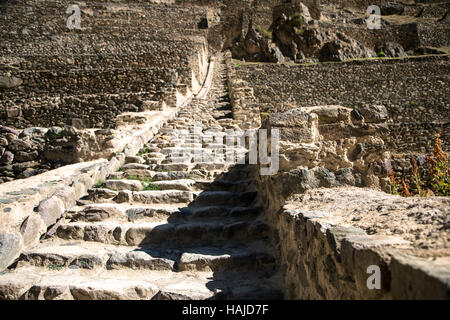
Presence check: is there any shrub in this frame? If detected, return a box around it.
[377,50,386,57]
[389,134,449,197]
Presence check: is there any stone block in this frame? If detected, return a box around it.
[19,215,46,247]
[0,232,22,271]
[266,109,319,144]
[37,196,65,227]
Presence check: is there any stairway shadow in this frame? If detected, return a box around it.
[128,164,283,300]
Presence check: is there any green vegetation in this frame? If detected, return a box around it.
[143,184,160,191]
[291,13,306,28]
[261,105,273,113]
[232,58,248,68]
[137,147,150,156]
[140,178,160,191]
[261,112,270,121]
[256,25,272,40]
[94,179,105,188]
[55,130,65,138]
[48,263,65,271]
[377,50,386,58]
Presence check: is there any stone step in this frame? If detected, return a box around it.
[177,246,276,273]
[152,163,192,172]
[87,189,194,205]
[88,189,257,207]
[13,241,176,272]
[54,220,270,247]
[193,179,251,192]
[0,267,282,300]
[150,170,207,181]
[125,220,270,247]
[178,205,261,220]
[11,241,275,274]
[150,179,196,191]
[103,180,143,192]
[132,190,194,204]
[124,156,145,164]
[191,191,258,207]
[66,203,183,223]
[120,163,150,171]
[193,162,229,171]
[68,202,261,224]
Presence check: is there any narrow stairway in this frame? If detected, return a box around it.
[0,55,283,300]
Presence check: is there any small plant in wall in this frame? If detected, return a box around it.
[256,25,272,40]
[94,179,105,188]
[377,50,386,58]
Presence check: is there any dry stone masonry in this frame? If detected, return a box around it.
[0,0,448,300]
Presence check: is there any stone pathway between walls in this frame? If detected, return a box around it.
[0,55,283,300]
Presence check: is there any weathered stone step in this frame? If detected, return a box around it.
[132,190,194,204]
[191,191,258,207]
[149,179,196,191]
[160,147,246,157]
[152,163,192,172]
[177,246,276,273]
[103,179,143,191]
[147,170,208,181]
[12,241,175,272]
[87,189,257,206]
[0,267,282,300]
[66,203,182,223]
[125,220,270,247]
[87,189,193,204]
[193,179,252,192]
[11,240,275,275]
[55,220,270,247]
[69,203,261,223]
[0,268,216,300]
[178,205,261,220]
[192,162,229,171]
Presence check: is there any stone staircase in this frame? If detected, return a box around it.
[0,56,283,300]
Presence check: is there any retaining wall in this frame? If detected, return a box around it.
[253,106,450,299]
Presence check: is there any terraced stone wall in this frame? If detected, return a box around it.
[321,0,389,9]
[0,0,209,129]
[236,56,450,153]
[224,52,261,129]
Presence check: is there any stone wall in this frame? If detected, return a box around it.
[252,105,449,299]
[0,52,212,184]
[236,55,450,153]
[270,189,449,299]
[0,0,209,129]
[224,51,261,130]
[260,105,392,193]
